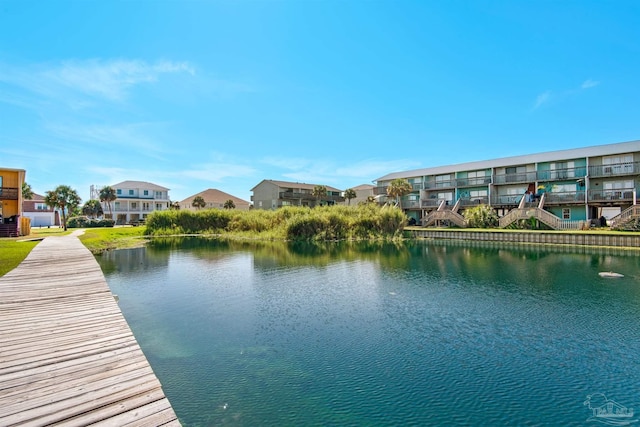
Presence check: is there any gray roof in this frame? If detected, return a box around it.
[350,184,375,191]
[112,180,169,191]
[375,140,640,182]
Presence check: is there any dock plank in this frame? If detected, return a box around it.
[0,231,180,426]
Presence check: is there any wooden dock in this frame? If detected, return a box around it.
[0,231,181,426]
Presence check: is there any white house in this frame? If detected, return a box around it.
[95,181,171,224]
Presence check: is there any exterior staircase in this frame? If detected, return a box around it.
[610,205,640,230]
[423,199,468,228]
[498,193,584,230]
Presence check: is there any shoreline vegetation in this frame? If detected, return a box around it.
[143,205,407,241]
[1,205,639,277]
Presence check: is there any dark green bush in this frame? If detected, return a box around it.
[67,216,115,228]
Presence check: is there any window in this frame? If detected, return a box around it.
[131,202,137,209]
[551,161,574,179]
[505,166,526,182]
[117,189,122,195]
[603,154,634,174]
[143,190,149,196]
[468,170,486,185]
[155,191,163,198]
[603,180,634,199]
[143,202,150,211]
[562,208,571,219]
[469,190,488,198]
[128,190,134,196]
[552,184,576,193]
[36,203,47,211]
[505,187,526,195]
[156,203,163,210]
[437,192,453,202]
[115,202,120,209]
[435,174,452,188]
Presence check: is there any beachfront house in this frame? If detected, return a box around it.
[93,181,171,225]
[22,193,60,227]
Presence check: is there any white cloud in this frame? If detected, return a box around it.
[0,58,196,106]
[533,90,552,110]
[43,59,196,101]
[581,79,600,89]
[262,156,422,188]
[45,121,171,157]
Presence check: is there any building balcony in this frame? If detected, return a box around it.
[493,171,538,185]
[278,192,345,203]
[402,200,421,209]
[589,161,639,178]
[423,180,456,190]
[543,191,586,204]
[458,196,490,206]
[536,167,587,181]
[422,199,447,208]
[0,187,19,200]
[588,189,635,202]
[115,195,168,200]
[373,186,387,196]
[455,177,492,187]
[279,191,315,200]
[491,194,523,205]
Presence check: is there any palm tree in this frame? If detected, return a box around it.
[312,185,327,207]
[386,178,413,209]
[223,199,236,210]
[22,182,34,200]
[44,185,81,231]
[192,196,206,210]
[99,186,117,219]
[344,188,356,205]
[170,201,181,210]
[82,199,104,219]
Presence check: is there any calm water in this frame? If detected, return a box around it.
[97,238,640,426]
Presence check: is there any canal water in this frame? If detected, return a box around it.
[97,238,640,426]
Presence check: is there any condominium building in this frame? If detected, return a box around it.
[373,140,640,229]
[92,181,171,224]
[251,180,345,209]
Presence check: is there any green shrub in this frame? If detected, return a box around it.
[67,216,115,228]
[145,204,407,240]
[463,205,499,228]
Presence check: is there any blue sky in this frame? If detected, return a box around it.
[1,1,639,203]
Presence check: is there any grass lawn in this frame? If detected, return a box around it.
[0,239,40,277]
[0,226,147,277]
[78,226,147,254]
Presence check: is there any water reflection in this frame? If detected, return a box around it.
[98,237,640,426]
